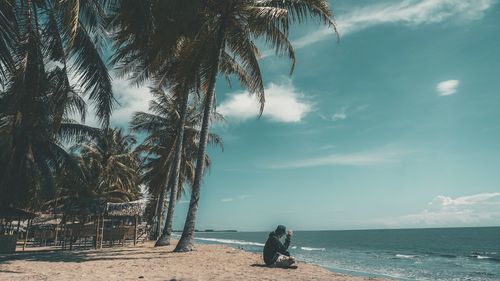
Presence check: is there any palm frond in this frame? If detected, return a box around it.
[58,122,101,143]
[70,25,115,126]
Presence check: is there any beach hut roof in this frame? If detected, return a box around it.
[105,199,147,217]
[31,213,63,225]
[0,206,37,220]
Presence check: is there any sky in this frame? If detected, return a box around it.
[91,0,500,231]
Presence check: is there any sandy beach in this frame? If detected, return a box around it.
[0,241,387,281]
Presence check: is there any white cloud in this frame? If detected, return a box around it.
[378,192,500,227]
[111,79,152,125]
[77,78,152,127]
[320,106,349,122]
[220,198,235,202]
[332,112,347,121]
[218,81,313,123]
[269,147,410,169]
[293,0,495,49]
[429,193,500,208]
[436,79,460,96]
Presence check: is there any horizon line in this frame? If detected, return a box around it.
[192,225,500,233]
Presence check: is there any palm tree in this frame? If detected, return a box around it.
[0,0,114,125]
[174,0,337,252]
[72,128,142,203]
[109,2,215,247]
[131,88,223,245]
[44,128,142,220]
[109,1,273,249]
[108,0,193,243]
[0,0,115,209]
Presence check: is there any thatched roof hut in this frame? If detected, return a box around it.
[105,199,147,217]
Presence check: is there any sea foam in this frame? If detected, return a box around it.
[194,237,265,247]
[301,247,326,251]
[395,254,417,259]
[476,255,492,260]
[193,237,326,252]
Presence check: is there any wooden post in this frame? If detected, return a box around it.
[62,220,67,251]
[119,220,124,246]
[54,223,59,246]
[99,216,104,249]
[134,216,138,246]
[69,218,75,251]
[109,219,113,247]
[23,219,30,251]
[94,216,99,249]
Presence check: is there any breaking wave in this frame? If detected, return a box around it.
[301,247,326,251]
[194,237,265,247]
[395,254,417,259]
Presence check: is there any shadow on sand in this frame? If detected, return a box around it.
[0,247,177,264]
[251,263,298,269]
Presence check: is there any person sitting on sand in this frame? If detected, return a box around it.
[263,225,295,268]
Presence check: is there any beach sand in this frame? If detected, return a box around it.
[0,241,387,281]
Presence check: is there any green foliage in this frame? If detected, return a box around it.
[0,0,114,209]
[42,128,141,217]
[131,88,222,223]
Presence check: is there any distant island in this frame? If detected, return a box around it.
[201,229,238,233]
[173,229,237,233]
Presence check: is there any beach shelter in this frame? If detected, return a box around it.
[105,199,147,217]
[93,199,147,249]
[0,206,37,253]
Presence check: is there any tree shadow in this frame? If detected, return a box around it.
[0,248,178,264]
[0,269,24,274]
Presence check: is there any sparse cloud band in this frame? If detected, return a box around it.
[293,0,495,49]
[268,147,411,169]
[377,192,500,227]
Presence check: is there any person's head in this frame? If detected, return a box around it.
[275,225,286,237]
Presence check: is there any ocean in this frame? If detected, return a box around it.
[186,227,500,281]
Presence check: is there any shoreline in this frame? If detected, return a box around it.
[192,239,389,280]
[0,241,389,280]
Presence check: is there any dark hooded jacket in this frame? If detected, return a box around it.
[263,231,291,265]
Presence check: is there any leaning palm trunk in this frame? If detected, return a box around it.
[153,178,167,239]
[152,163,173,239]
[175,32,225,252]
[150,194,161,239]
[155,90,189,246]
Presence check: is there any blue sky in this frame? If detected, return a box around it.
[100,0,500,231]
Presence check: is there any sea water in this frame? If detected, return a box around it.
[187,227,500,280]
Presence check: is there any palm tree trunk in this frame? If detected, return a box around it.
[174,30,225,252]
[149,194,161,236]
[155,89,189,246]
[152,182,165,239]
[154,164,172,240]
